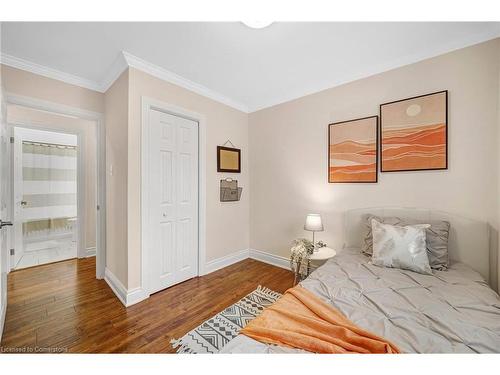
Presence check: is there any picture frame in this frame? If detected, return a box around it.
[380,90,448,172]
[217,146,241,173]
[328,116,378,183]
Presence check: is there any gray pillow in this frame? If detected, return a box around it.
[362,214,450,270]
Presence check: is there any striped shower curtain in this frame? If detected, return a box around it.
[22,141,77,238]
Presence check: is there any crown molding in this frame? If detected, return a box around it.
[0,53,104,93]
[99,52,129,92]
[122,51,248,113]
[1,51,249,112]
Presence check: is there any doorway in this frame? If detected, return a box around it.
[12,127,81,269]
[0,94,105,341]
[3,95,105,278]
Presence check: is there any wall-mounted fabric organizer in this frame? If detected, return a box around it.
[220,179,242,202]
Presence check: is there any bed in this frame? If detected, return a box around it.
[221,208,500,353]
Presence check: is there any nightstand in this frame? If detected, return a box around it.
[309,247,337,262]
[293,247,336,285]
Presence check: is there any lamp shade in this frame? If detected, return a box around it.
[304,214,324,232]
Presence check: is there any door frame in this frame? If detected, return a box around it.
[10,124,85,267]
[4,93,106,279]
[141,96,206,297]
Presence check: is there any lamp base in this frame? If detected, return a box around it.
[312,231,319,252]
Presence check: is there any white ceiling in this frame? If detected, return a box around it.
[2,22,500,112]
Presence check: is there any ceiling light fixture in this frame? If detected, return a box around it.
[241,21,274,29]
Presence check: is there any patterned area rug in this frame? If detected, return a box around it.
[171,285,282,353]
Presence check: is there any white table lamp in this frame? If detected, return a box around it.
[304,214,324,249]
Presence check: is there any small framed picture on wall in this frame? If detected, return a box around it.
[328,116,378,183]
[380,90,448,172]
[217,146,241,173]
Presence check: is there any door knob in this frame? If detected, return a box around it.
[0,220,13,229]
[20,200,28,206]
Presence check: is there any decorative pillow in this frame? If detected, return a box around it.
[362,214,450,270]
[371,219,433,275]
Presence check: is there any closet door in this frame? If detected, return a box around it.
[148,109,198,294]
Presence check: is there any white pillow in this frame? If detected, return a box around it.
[371,219,433,275]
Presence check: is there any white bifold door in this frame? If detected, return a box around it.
[147,109,199,294]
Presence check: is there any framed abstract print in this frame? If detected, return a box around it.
[328,116,378,183]
[380,90,448,172]
[217,146,241,173]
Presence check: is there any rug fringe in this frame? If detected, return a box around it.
[256,285,282,301]
[170,338,195,354]
[170,338,182,349]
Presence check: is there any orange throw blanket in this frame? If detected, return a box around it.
[241,285,400,354]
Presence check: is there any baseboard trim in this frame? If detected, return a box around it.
[204,249,249,275]
[204,248,290,275]
[249,248,290,270]
[104,267,127,305]
[104,248,289,308]
[0,293,6,343]
[85,247,96,257]
[104,268,148,307]
[126,287,149,307]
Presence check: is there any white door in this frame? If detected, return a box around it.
[0,93,11,337]
[12,128,23,267]
[148,109,199,294]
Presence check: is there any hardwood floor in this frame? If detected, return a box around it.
[0,257,294,353]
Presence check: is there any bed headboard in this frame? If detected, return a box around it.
[343,207,491,283]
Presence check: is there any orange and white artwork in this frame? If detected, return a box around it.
[328,116,378,183]
[380,91,447,172]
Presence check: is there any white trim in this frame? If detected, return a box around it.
[105,268,149,307]
[203,248,291,275]
[249,248,290,270]
[204,249,249,275]
[1,53,103,93]
[125,287,149,307]
[100,52,129,92]
[5,94,103,120]
[103,248,291,307]
[76,132,86,260]
[4,93,106,279]
[141,97,207,298]
[104,267,125,305]
[124,52,248,113]
[85,247,96,257]
[0,298,5,343]
[1,51,249,113]
[0,272,6,343]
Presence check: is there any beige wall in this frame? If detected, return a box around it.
[6,105,97,251]
[126,68,250,289]
[104,70,129,286]
[1,65,104,113]
[249,38,500,288]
